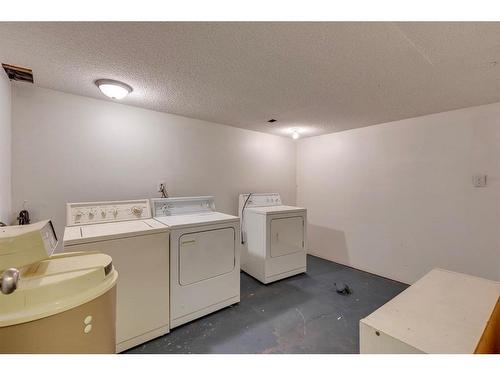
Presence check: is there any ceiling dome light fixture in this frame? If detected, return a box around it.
[95,79,133,100]
[292,130,300,140]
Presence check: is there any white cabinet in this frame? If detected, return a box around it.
[360,268,500,354]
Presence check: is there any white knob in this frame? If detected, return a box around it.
[112,209,118,217]
[131,206,143,215]
[75,210,83,217]
[101,210,106,217]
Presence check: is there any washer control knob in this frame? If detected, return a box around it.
[101,209,106,218]
[75,210,83,218]
[112,209,118,217]
[131,206,143,216]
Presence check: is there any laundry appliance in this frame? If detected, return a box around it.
[63,199,169,352]
[239,193,307,284]
[151,196,240,328]
[0,220,117,353]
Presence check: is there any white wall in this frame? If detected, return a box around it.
[297,104,500,283]
[11,84,500,283]
[11,85,297,250]
[0,73,11,224]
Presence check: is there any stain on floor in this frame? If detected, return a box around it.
[126,255,408,354]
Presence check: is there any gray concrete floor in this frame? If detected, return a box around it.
[126,255,407,354]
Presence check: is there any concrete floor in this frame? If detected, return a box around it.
[126,255,407,354]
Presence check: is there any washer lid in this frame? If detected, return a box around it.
[0,252,118,327]
[246,205,306,215]
[63,219,167,246]
[155,212,239,229]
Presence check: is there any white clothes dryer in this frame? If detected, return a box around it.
[239,193,307,284]
[151,196,240,329]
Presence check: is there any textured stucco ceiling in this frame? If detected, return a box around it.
[1,22,500,138]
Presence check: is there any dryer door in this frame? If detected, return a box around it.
[179,227,235,285]
[270,216,304,258]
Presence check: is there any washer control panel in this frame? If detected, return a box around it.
[66,199,151,226]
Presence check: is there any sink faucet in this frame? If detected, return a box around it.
[0,268,20,295]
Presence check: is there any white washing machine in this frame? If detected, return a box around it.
[151,196,240,329]
[238,193,307,284]
[63,199,169,353]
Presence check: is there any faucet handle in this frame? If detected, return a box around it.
[0,268,20,295]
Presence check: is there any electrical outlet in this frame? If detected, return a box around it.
[472,174,487,188]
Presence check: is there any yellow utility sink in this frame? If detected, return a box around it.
[0,251,118,353]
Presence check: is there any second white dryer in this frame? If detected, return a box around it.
[239,193,307,284]
[152,196,240,328]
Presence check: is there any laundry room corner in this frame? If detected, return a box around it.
[296,106,500,284]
